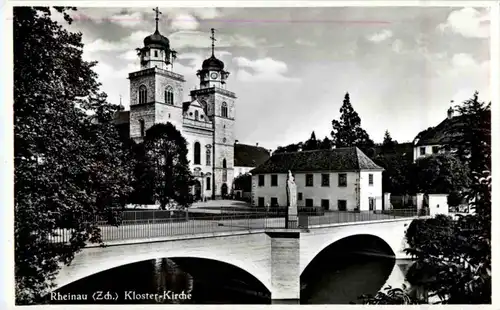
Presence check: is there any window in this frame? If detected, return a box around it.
[154,50,158,57]
[368,174,374,186]
[305,174,314,187]
[321,199,330,210]
[271,175,278,187]
[369,197,375,211]
[420,147,426,156]
[221,101,228,118]
[195,110,199,120]
[258,175,265,186]
[194,142,201,165]
[305,198,314,207]
[270,197,278,207]
[222,158,227,168]
[223,170,227,182]
[338,200,347,211]
[258,197,265,207]
[338,173,347,187]
[165,86,174,105]
[138,85,147,104]
[139,119,145,137]
[298,193,303,201]
[206,149,211,166]
[321,174,330,187]
[432,146,439,154]
[206,177,211,190]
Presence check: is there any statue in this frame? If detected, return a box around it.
[287,171,298,217]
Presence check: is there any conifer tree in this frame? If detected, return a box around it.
[331,93,374,150]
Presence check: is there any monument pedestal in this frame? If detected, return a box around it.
[287,207,298,229]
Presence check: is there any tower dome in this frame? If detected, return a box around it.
[202,55,225,71]
[143,29,170,50]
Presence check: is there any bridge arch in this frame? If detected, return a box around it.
[54,234,273,294]
[300,220,412,275]
[301,234,395,277]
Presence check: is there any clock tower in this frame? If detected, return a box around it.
[190,28,236,199]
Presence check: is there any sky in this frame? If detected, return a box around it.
[51,6,491,150]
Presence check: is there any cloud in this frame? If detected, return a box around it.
[233,57,300,83]
[170,13,200,31]
[84,31,150,54]
[169,30,259,49]
[367,29,393,42]
[108,12,144,28]
[295,38,316,46]
[437,7,490,38]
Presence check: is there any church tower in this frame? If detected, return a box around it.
[190,29,236,199]
[128,7,185,142]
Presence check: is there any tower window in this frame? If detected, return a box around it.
[206,177,211,190]
[206,148,211,166]
[138,85,147,104]
[221,101,228,118]
[165,86,174,105]
[194,142,201,165]
[139,119,145,137]
[154,50,158,57]
[195,110,199,120]
[223,170,227,182]
[222,158,227,168]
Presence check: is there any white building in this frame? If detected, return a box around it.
[249,147,384,211]
[413,107,456,161]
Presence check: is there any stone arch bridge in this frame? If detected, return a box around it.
[54,217,418,303]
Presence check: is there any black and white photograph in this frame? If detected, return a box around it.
[6,1,496,307]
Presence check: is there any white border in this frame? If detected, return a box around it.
[1,1,498,309]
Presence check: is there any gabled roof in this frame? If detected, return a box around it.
[250,147,383,174]
[234,143,271,167]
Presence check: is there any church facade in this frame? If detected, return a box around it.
[116,14,240,200]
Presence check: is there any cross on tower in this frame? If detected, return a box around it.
[153,7,162,32]
[210,28,217,56]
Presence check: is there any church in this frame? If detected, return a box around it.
[113,9,270,201]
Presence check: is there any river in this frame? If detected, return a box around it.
[50,253,412,304]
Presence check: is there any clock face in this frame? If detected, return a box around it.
[210,72,219,79]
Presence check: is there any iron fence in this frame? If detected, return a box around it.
[49,207,424,244]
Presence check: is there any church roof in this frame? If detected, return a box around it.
[250,147,383,174]
[234,143,271,167]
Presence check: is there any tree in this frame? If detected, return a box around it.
[233,173,251,192]
[373,153,412,195]
[273,142,303,154]
[302,131,319,151]
[382,130,397,150]
[445,92,491,176]
[331,92,374,150]
[411,153,471,195]
[143,123,194,210]
[14,7,133,304]
[319,136,333,150]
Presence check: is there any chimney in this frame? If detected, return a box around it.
[256,142,259,147]
[235,140,239,144]
[447,102,454,120]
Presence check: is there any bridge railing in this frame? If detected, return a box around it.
[49,208,425,244]
[50,211,286,244]
[298,207,423,228]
